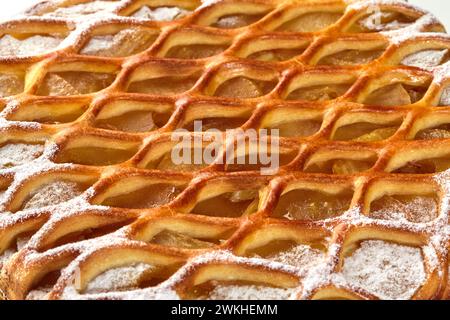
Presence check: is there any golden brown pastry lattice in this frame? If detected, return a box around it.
[0,0,449,300]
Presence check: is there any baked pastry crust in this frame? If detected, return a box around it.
[0,0,448,300]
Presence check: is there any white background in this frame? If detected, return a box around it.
[0,0,449,30]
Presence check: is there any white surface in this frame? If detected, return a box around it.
[0,0,449,30]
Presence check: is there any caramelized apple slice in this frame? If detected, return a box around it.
[363,83,426,106]
[351,11,416,33]
[401,49,450,69]
[214,77,276,98]
[128,75,199,95]
[101,184,184,209]
[416,124,450,140]
[247,48,305,62]
[277,12,343,32]
[191,190,258,218]
[132,6,190,21]
[38,72,115,96]
[352,127,398,142]
[225,151,297,172]
[155,150,210,172]
[287,84,350,101]
[56,146,137,166]
[81,28,157,57]
[95,111,170,133]
[0,73,24,97]
[394,158,450,174]
[85,263,156,293]
[273,189,352,221]
[333,123,398,141]
[273,119,322,138]
[183,117,248,131]
[166,44,228,59]
[306,158,375,174]
[151,230,215,249]
[332,159,374,174]
[213,14,264,28]
[319,49,385,66]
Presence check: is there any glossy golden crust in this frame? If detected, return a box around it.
[0,0,448,300]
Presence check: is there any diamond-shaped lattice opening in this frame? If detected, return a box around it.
[98,183,185,209]
[245,238,327,272]
[40,1,120,18]
[96,109,171,133]
[369,193,440,223]
[129,5,192,21]
[363,83,429,106]
[332,120,402,142]
[84,261,181,294]
[347,9,420,33]
[8,101,88,124]
[0,141,44,169]
[341,240,426,300]
[55,140,140,166]
[183,116,249,131]
[273,187,353,221]
[37,71,116,96]
[0,32,65,57]
[401,48,450,69]
[415,123,450,140]
[304,151,378,174]
[317,45,387,66]
[128,72,202,96]
[286,79,354,101]
[211,13,266,29]
[181,264,298,300]
[213,77,277,99]
[191,189,259,218]
[0,72,24,98]
[20,180,90,212]
[81,27,160,57]
[392,156,450,174]
[275,11,343,32]
[225,146,298,172]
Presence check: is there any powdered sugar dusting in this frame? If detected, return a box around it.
[382,15,443,45]
[86,263,155,293]
[0,0,448,301]
[0,143,44,169]
[43,1,119,18]
[131,6,189,21]
[439,86,450,105]
[207,284,295,300]
[267,244,326,272]
[81,28,155,57]
[23,180,85,210]
[341,240,426,300]
[370,196,439,223]
[26,287,52,300]
[401,49,449,70]
[0,34,63,57]
[0,248,15,265]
